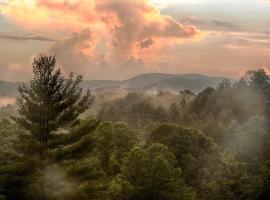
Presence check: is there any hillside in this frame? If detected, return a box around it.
[138,74,229,94]
[93,73,232,94]
[0,73,232,97]
[120,73,175,89]
[0,81,20,97]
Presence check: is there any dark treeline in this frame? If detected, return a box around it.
[0,55,270,200]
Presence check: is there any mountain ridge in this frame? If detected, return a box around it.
[0,73,234,97]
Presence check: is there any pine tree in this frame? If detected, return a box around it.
[13,55,93,159]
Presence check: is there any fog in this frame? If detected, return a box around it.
[0,97,15,107]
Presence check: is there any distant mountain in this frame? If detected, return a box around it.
[0,73,233,97]
[81,80,120,90]
[0,80,20,97]
[138,74,229,94]
[93,73,233,94]
[120,73,175,89]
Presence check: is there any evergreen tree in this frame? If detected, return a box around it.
[13,55,93,159]
[107,144,196,200]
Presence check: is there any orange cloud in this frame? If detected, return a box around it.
[1,0,200,71]
[96,0,199,62]
[1,0,101,32]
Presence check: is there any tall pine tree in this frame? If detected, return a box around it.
[14,55,93,159]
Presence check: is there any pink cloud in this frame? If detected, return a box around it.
[1,0,200,66]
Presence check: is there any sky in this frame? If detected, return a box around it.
[0,0,270,81]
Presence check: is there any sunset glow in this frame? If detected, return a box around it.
[1,1,270,199]
[0,0,270,80]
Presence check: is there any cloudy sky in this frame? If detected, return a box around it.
[0,0,270,81]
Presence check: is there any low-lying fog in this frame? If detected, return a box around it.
[0,97,15,107]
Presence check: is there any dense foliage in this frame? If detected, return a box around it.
[0,56,270,200]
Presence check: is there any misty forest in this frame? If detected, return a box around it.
[0,54,269,200]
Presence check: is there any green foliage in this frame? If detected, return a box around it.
[0,157,40,200]
[1,68,270,200]
[1,55,94,200]
[97,93,173,130]
[0,120,40,200]
[52,119,100,160]
[109,144,196,200]
[92,121,138,174]
[0,105,17,121]
[0,120,21,154]
[107,176,133,200]
[44,120,138,199]
[14,55,93,158]
[150,124,236,199]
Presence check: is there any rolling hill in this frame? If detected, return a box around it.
[137,74,230,94]
[0,81,20,97]
[0,73,232,98]
[93,73,232,94]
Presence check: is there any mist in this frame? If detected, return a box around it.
[1,0,270,199]
[0,97,15,107]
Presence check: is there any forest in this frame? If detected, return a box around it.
[0,55,270,200]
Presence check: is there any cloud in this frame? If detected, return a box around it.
[48,29,149,80]
[0,62,30,81]
[257,0,270,4]
[181,17,240,32]
[138,38,155,49]
[0,34,57,42]
[224,37,270,50]
[211,20,236,30]
[1,0,200,67]
[163,30,270,78]
[1,0,269,81]
[49,29,101,77]
[212,31,270,50]
[96,0,199,62]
